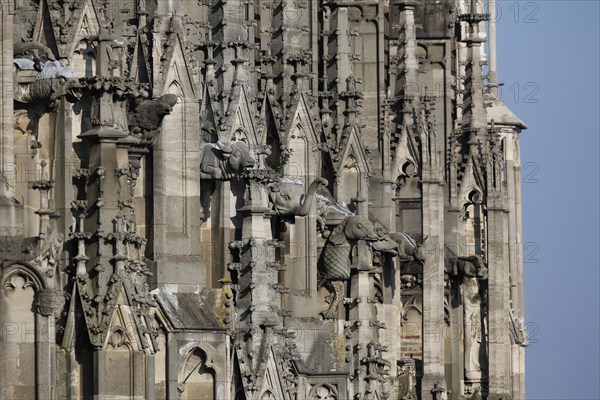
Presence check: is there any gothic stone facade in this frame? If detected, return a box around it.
[0,0,528,399]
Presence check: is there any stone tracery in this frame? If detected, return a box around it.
[0,0,527,398]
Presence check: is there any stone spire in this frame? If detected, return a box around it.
[459,2,513,398]
[74,34,159,347]
[230,180,299,399]
[347,200,390,399]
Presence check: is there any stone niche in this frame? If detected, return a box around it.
[179,348,215,400]
[0,268,39,400]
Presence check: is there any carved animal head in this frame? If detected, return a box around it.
[412,243,425,263]
[268,177,328,216]
[371,237,400,256]
[342,215,379,241]
[268,178,305,215]
[219,141,256,172]
[55,77,83,103]
[14,60,83,106]
[450,255,486,279]
[155,94,178,117]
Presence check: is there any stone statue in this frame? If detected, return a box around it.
[464,276,486,382]
[199,140,256,180]
[267,177,328,217]
[366,216,425,262]
[12,12,56,64]
[388,232,425,263]
[448,255,487,280]
[319,215,396,318]
[397,359,418,400]
[127,94,179,134]
[322,215,380,280]
[314,185,354,233]
[431,382,449,400]
[13,60,83,107]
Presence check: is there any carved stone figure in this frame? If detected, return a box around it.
[199,140,256,180]
[35,288,56,316]
[397,359,418,400]
[319,215,396,318]
[13,41,56,63]
[431,382,449,400]
[12,13,56,63]
[448,255,487,280]
[510,308,529,346]
[388,232,425,263]
[0,0,528,398]
[464,277,486,382]
[321,216,407,281]
[13,60,82,106]
[267,177,328,216]
[315,185,354,233]
[127,94,179,134]
[371,235,402,256]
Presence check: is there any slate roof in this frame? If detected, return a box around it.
[153,287,224,331]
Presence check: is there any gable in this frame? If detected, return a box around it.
[160,33,196,99]
[221,85,258,145]
[257,348,287,400]
[282,93,321,146]
[337,125,371,177]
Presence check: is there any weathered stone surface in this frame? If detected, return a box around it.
[0,0,527,399]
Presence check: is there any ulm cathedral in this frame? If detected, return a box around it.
[0,0,527,399]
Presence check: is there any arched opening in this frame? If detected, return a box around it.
[394,161,422,237]
[179,348,216,400]
[105,326,135,397]
[461,189,486,257]
[260,390,277,400]
[0,266,44,399]
[310,384,338,400]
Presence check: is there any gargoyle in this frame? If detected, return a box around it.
[388,232,426,263]
[366,216,425,262]
[267,177,328,217]
[13,60,83,148]
[199,141,256,180]
[314,185,354,233]
[319,215,398,318]
[13,60,82,107]
[447,255,487,280]
[127,94,179,134]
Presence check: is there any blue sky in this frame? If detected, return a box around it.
[495,1,600,398]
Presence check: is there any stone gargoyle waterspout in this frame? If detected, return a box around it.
[13,60,83,107]
[446,254,487,280]
[127,94,178,133]
[127,94,178,145]
[388,232,426,263]
[13,59,83,150]
[199,140,256,180]
[319,215,400,318]
[267,177,328,217]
